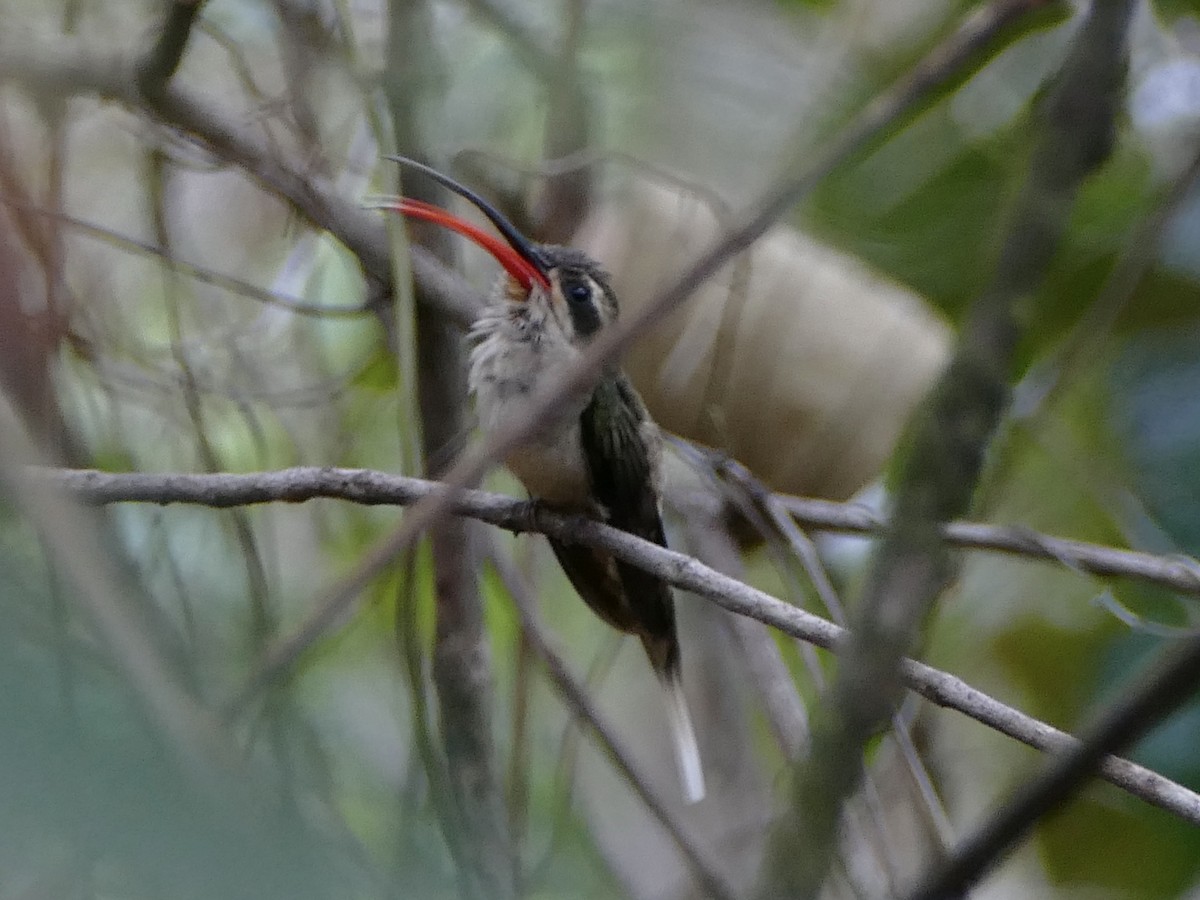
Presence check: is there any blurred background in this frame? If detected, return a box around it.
[2,0,1200,897]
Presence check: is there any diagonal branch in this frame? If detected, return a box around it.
[756,2,1135,894]
[135,0,206,100]
[0,36,482,328]
[4,202,371,317]
[27,464,1200,827]
[905,633,1200,899]
[487,539,738,900]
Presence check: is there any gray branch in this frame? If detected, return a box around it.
[39,465,1200,601]
[382,0,516,893]
[0,35,482,328]
[905,634,1200,899]
[27,464,1200,827]
[776,495,1200,599]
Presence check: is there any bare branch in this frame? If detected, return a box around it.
[905,634,1200,899]
[777,495,1200,598]
[5,201,371,317]
[381,0,516,892]
[0,36,483,328]
[28,464,1200,827]
[36,464,1200,599]
[37,463,1200,603]
[758,1,1134,892]
[486,540,739,900]
[135,0,206,100]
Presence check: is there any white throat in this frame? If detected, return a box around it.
[468,295,595,506]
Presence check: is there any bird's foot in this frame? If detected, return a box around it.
[510,497,545,536]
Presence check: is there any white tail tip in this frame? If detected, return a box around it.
[662,673,706,803]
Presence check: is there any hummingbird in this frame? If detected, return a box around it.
[370,156,706,803]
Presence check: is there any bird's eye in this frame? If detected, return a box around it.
[567,282,591,303]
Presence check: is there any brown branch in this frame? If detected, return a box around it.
[27,464,1200,827]
[382,0,516,894]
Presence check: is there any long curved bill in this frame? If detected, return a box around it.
[365,156,552,295]
[364,195,549,292]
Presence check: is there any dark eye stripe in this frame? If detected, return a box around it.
[562,278,601,337]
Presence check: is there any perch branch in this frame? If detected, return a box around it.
[27,464,1200,827]
[35,467,1199,598]
[0,0,1061,741]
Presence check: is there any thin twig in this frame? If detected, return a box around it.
[486,538,739,900]
[459,0,557,79]
[775,495,1200,599]
[701,450,956,848]
[681,455,909,889]
[0,37,482,328]
[29,463,1200,827]
[2,201,371,317]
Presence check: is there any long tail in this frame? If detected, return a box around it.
[661,670,706,803]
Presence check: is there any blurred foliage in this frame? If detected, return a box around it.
[1039,791,1200,896]
[1151,0,1200,24]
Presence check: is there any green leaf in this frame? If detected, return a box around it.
[352,343,400,392]
[1039,793,1200,896]
[1149,0,1200,23]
